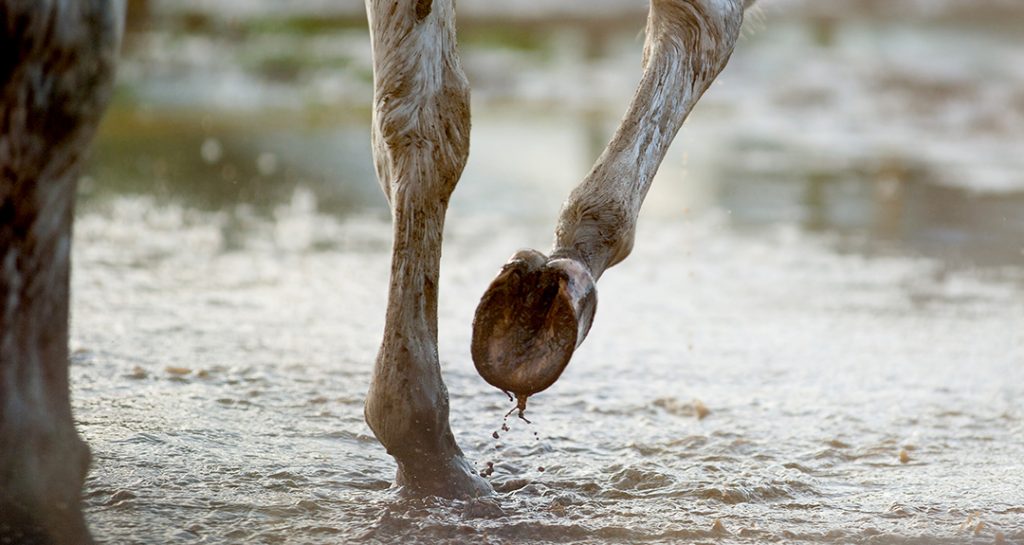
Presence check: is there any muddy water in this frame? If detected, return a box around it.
[72,13,1023,545]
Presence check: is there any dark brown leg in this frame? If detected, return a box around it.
[1,3,122,543]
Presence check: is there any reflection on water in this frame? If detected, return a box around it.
[86,109,381,216]
[718,155,1024,268]
[74,6,1024,544]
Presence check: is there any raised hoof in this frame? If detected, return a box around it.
[471,249,597,396]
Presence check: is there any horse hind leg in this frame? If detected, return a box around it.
[1,2,123,543]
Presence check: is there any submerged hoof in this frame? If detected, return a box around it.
[471,249,597,396]
[394,452,494,500]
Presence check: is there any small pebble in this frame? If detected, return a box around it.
[537,466,545,472]
[127,366,148,379]
[694,399,710,420]
[899,449,910,464]
[165,366,192,376]
[492,431,500,440]
[961,514,977,531]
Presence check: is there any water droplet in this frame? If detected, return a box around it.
[257,152,278,176]
[200,138,223,164]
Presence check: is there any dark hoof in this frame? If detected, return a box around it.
[471,249,597,396]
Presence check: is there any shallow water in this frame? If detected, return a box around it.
[71,9,1024,545]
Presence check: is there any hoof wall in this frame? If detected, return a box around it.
[471,250,596,396]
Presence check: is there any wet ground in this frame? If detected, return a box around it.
[71,6,1024,544]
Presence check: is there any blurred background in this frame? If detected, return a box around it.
[88,0,1024,269]
[73,2,1024,543]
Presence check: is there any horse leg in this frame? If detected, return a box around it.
[0,2,123,543]
[472,0,748,398]
[363,0,490,498]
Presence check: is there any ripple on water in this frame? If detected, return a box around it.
[604,466,676,498]
[71,182,1024,543]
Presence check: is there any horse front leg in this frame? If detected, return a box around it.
[363,0,490,498]
[472,0,748,402]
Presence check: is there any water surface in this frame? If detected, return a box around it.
[72,10,1024,544]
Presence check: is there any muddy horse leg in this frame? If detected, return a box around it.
[1,2,123,544]
[362,0,490,497]
[472,0,749,397]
